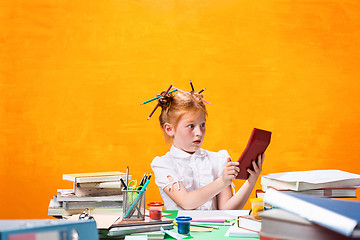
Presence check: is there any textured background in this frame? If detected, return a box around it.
[1,0,360,218]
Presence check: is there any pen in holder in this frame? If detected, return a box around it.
[123,189,146,220]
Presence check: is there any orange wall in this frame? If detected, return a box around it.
[1,0,360,219]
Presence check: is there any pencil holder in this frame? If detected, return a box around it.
[123,189,146,220]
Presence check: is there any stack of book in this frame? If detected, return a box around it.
[259,170,360,199]
[260,188,360,240]
[48,171,130,218]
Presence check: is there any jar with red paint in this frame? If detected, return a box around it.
[147,202,164,220]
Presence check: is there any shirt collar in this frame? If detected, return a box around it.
[169,145,206,159]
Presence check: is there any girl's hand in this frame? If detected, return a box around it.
[247,153,264,184]
[221,158,240,185]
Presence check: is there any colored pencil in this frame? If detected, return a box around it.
[141,89,178,105]
[190,80,195,91]
[147,85,173,120]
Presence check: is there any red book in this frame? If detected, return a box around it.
[236,128,272,179]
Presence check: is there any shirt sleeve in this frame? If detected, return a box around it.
[150,156,180,190]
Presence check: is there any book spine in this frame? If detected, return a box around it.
[264,188,357,237]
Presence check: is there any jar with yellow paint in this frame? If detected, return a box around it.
[250,198,264,217]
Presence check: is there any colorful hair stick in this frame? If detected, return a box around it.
[189,80,195,91]
[141,89,178,105]
[172,86,187,93]
[202,99,212,105]
[147,85,173,120]
[173,86,212,105]
[198,88,206,94]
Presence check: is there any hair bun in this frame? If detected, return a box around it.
[158,91,173,109]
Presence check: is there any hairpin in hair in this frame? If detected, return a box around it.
[189,80,195,91]
[140,89,178,105]
[142,83,211,120]
[146,85,173,120]
[172,86,211,105]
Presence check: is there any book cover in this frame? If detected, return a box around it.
[264,188,360,238]
[236,128,272,180]
[261,170,360,191]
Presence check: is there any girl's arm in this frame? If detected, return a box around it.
[217,153,264,210]
[163,160,240,210]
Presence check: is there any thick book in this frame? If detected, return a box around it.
[264,188,360,238]
[261,170,360,191]
[74,187,122,197]
[106,216,174,237]
[225,223,259,238]
[0,219,98,240]
[57,192,123,202]
[61,200,123,209]
[263,186,357,198]
[63,171,128,183]
[238,215,262,232]
[236,128,272,179]
[260,208,360,240]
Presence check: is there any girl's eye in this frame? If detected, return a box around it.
[187,124,194,129]
[200,123,206,127]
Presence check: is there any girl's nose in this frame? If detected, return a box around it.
[194,126,202,136]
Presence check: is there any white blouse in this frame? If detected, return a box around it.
[150,145,230,210]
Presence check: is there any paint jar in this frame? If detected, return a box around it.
[147,202,164,220]
[175,216,192,235]
[250,198,264,217]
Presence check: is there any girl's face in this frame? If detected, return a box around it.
[171,110,206,154]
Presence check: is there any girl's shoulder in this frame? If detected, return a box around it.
[150,151,174,166]
[202,149,230,160]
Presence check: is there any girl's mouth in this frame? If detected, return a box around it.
[193,140,201,144]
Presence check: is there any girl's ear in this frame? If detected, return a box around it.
[163,123,175,138]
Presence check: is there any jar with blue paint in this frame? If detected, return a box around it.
[175,216,192,235]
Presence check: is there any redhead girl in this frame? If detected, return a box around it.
[150,88,264,210]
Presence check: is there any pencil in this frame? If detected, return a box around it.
[147,85,173,120]
[198,88,206,94]
[190,80,195,91]
[141,89,177,105]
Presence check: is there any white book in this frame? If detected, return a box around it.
[63,171,128,183]
[225,223,259,238]
[57,193,123,202]
[237,215,262,232]
[261,170,360,191]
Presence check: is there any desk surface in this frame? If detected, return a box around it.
[100,210,259,239]
[162,210,258,240]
